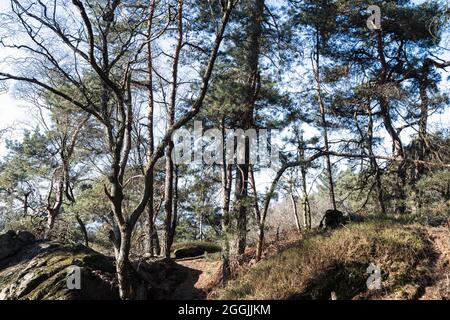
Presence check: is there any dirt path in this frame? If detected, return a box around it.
[171,258,222,300]
[420,226,450,299]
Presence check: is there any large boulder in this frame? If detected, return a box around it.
[0,232,119,300]
[319,210,348,229]
[173,242,221,259]
[0,230,190,300]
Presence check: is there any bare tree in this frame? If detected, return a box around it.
[311,29,336,211]
[0,0,235,299]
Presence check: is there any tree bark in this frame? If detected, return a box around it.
[367,105,386,215]
[75,213,89,247]
[162,143,174,258]
[162,0,183,258]
[375,29,406,214]
[299,135,311,229]
[168,165,179,250]
[221,117,233,284]
[313,28,336,211]
[115,228,135,300]
[290,191,301,233]
[146,0,157,257]
[229,0,264,271]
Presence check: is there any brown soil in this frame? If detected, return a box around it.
[419,226,450,300]
[172,258,222,300]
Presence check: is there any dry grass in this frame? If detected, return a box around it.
[218,220,433,300]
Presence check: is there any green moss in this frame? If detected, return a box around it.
[173,241,221,259]
[0,242,119,300]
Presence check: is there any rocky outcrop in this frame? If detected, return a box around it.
[0,230,119,300]
[0,230,190,300]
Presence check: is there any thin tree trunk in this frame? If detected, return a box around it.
[413,60,434,214]
[23,192,29,216]
[45,172,64,239]
[299,134,312,229]
[250,167,265,260]
[75,213,89,247]
[168,165,179,249]
[256,166,285,262]
[146,0,156,257]
[163,0,183,258]
[367,105,386,215]
[375,29,406,214]
[290,191,301,233]
[233,145,249,259]
[163,143,174,258]
[313,28,336,211]
[221,117,233,284]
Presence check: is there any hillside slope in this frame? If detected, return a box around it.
[219,221,449,300]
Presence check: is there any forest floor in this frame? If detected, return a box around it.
[419,226,450,299]
[172,231,304,300]
[172,221,450,300]
[172,257,222,299]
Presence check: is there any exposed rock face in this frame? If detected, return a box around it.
[0,231,119,300]
[0,230,190,300]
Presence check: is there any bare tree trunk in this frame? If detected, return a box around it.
[290,192,301,233]
[256,225,265,260]
[298,134,312,229]
[367,105,386,215]
[162,0,183,259]
[154,228,161,256]
[313,28,336,211]
[250,167,266,261]
[255,166,285,262]
[146,205,156,256]
[168,165,179,250]
[163,143,174,258]
[146,0,156,257]
[375,29,406,214]
[199,213,204,241]
[45,170,64,239]
[75,213,89,247]
[46,211,57,238]
[229,0,264,271]
[115,229,135,300]
[221,117,233,285]
[412,61,432,213]
[23,192,30,216]
[233,143,249,261]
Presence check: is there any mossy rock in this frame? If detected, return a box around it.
[0,236,119,300]
[173,242,221,259]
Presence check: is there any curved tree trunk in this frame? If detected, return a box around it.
[375,29,406,214]
[75,213,89,247]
